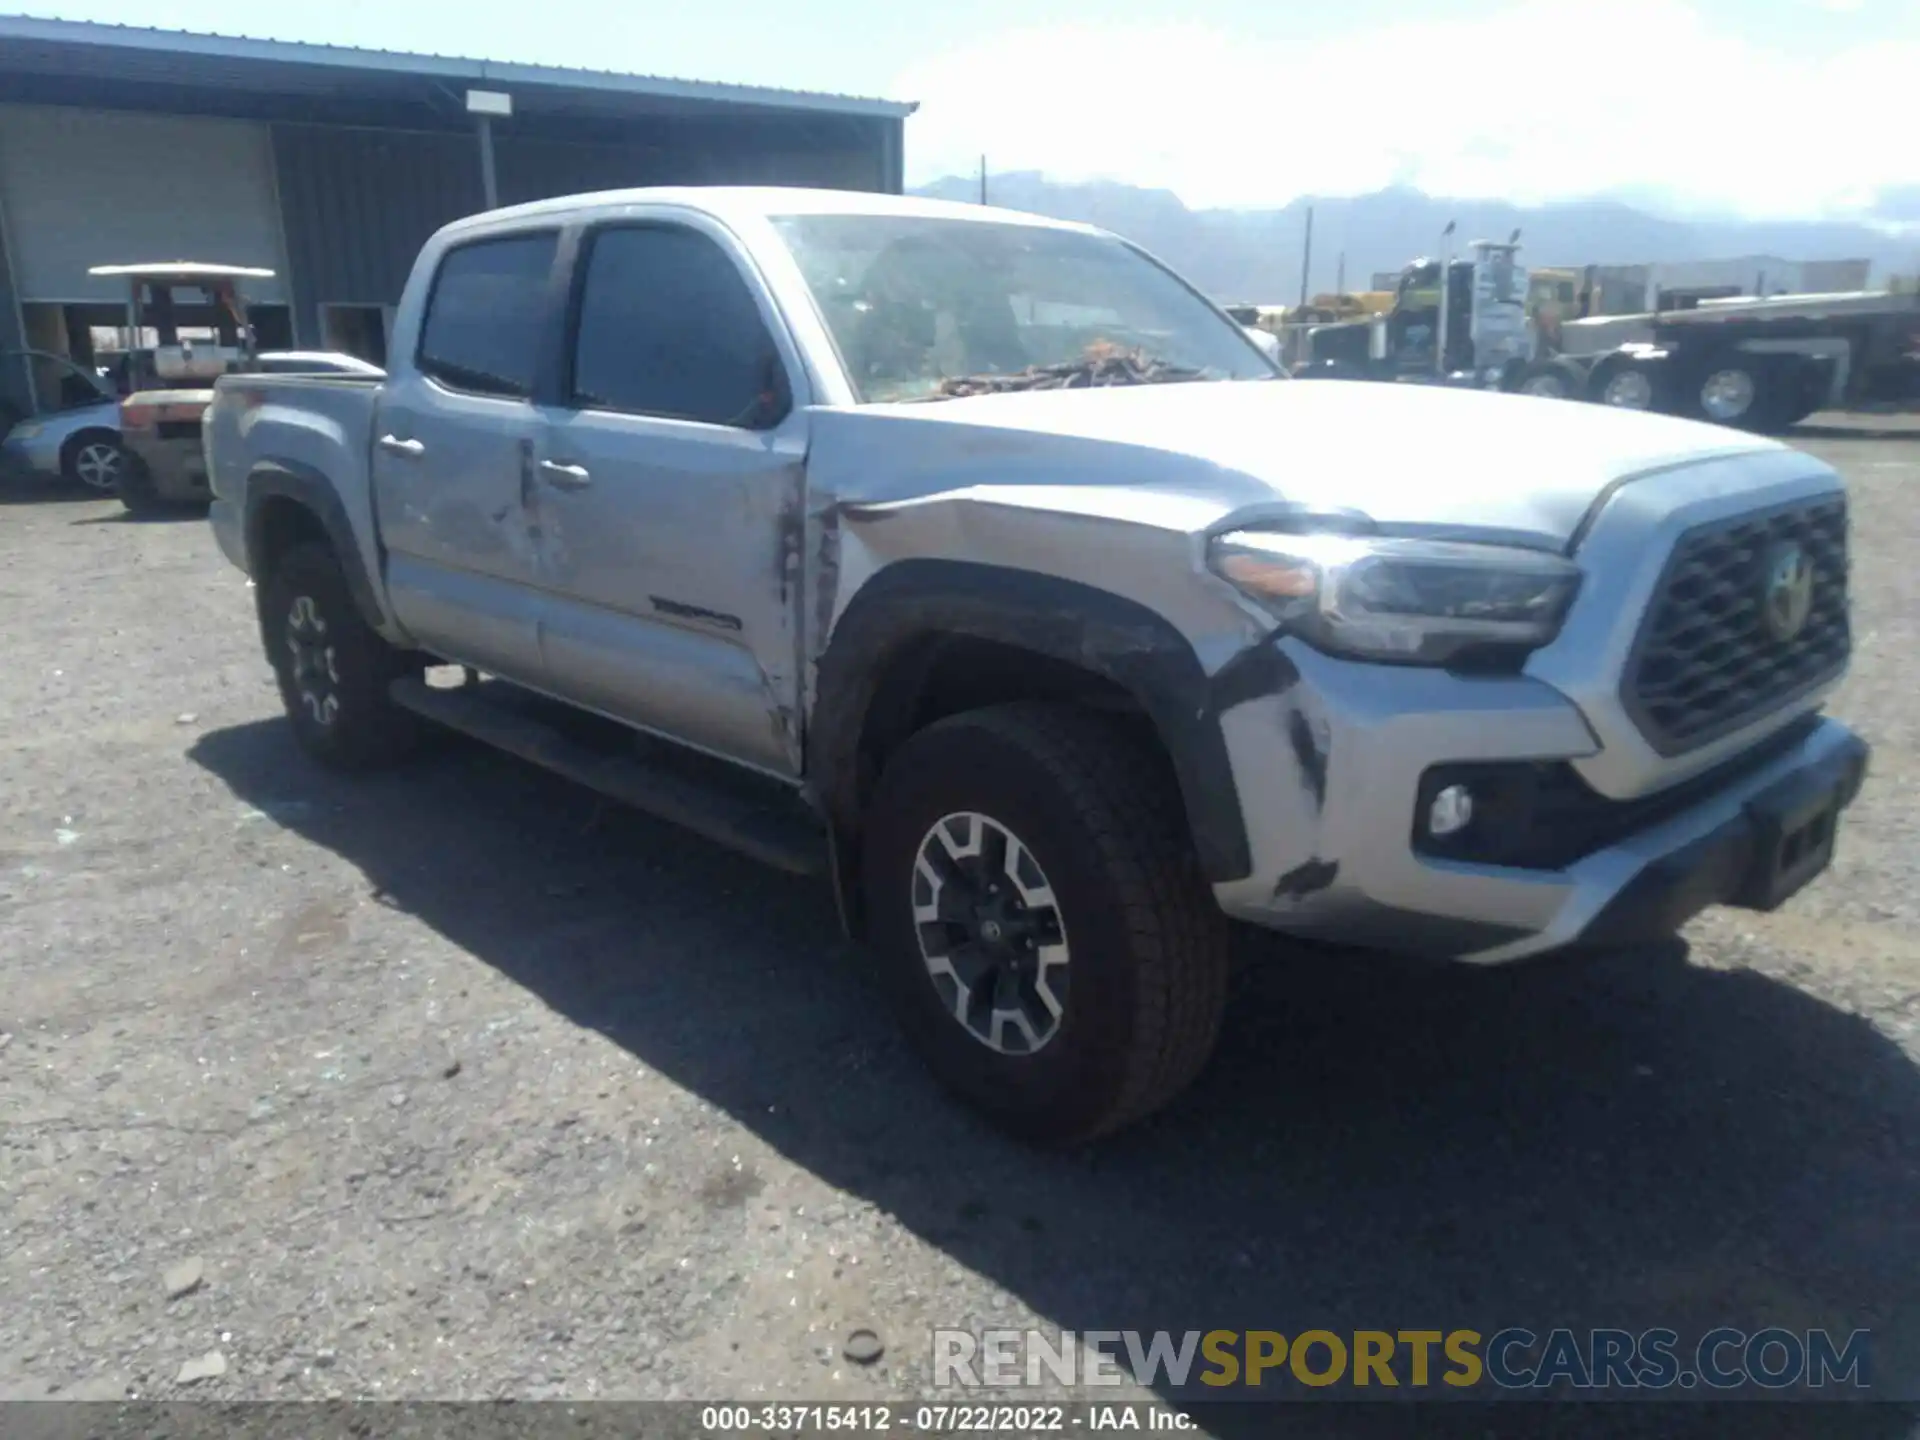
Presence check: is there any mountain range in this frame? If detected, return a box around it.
[912,173,1920,303]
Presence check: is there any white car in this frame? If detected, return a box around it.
[0,349,125,491]
[3,348,381,495]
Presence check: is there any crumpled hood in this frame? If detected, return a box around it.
[808,377,1786,548]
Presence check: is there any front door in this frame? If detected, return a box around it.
[373,229,561,685]
[528,218,809,778]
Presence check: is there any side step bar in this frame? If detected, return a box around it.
[388,676,827,877]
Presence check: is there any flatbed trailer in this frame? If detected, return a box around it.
[1543,288,1920,428]
[1295,238,1919,431]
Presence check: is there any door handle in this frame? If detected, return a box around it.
[378,434,425,458]
[538,459,592,490]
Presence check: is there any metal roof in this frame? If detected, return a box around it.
[0,15,918,120]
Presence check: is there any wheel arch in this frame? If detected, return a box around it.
[60,424,121,455]
[810,559,1255,937]
[243,461,387,636]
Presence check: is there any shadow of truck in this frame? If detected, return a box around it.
[189,720,1920,1433]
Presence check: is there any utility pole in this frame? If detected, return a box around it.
[1335,250,1346,296]
[1298,205,1314,308]
[1435,219,1456,377]
[979,155,987,206]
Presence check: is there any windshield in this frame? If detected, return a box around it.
[771,214,1278,403]
[1482,251,1521,307]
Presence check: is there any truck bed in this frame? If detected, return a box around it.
[205,371,389,620]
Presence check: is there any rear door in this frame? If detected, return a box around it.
[373,229,562,684]
[528,215,810,777]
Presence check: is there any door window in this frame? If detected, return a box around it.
[570,226,787,428]
[417,232,559,398]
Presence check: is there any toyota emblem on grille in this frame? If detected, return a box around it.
[1761,541,1816,643]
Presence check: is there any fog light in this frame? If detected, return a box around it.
[1428,783,1475,837]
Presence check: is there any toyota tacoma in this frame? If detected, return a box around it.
[203,189,1869,1144]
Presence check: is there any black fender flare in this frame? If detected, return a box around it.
[242,459,387,635]
[810,559,1262,893]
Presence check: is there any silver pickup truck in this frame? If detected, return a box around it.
[205,188,1869,1144]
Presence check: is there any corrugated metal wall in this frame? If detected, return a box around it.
[271,124,485,345]
[496,121,890,201]
[272,115,901,344]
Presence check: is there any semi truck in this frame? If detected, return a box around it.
[1298,242,1920,431]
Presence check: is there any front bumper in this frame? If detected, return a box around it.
[1211,638,1869,963]
[1,431,60,479]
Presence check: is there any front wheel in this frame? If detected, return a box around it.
[862,702,1232,1145]
[61,431,124,493]
[259,541,423,770]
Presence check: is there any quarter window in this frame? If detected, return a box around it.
[571,226,787,428]
[417,232,558,399]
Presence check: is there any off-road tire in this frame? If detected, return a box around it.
[259,540,423,770]
[862,701,1232,1145]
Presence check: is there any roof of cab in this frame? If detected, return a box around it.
[436,187,1104,241]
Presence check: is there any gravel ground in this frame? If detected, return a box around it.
[2,424,1918,1435]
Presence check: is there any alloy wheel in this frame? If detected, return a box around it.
[911,810,1070,1056]
[285,595,341,727]
[1700,368,1756,422]
[1602,369,1654,409]
[74,442,121,490]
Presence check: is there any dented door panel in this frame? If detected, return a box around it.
[529,408,808,776]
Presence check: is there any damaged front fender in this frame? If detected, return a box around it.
[809,557,1265,887]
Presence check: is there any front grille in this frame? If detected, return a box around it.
[158,420,203,443]
[1622,497,1849,755]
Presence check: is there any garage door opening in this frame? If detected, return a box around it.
[320,304,391,367]
[13,299,291,413]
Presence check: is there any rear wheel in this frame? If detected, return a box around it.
[1692,356,1767,428]
[1512,358,1585,401]
[60,431,124,493]
[259,541,424,770]
[862,702,1232,1145]
[1592,357,1659,411]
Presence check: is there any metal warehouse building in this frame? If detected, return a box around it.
[0,16,915,417]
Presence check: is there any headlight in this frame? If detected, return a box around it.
[8,423,42,441]
[1209,530,1582,666]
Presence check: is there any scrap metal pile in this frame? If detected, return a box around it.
[933,345,1200,398]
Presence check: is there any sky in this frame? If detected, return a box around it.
[14,0,1919,221]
